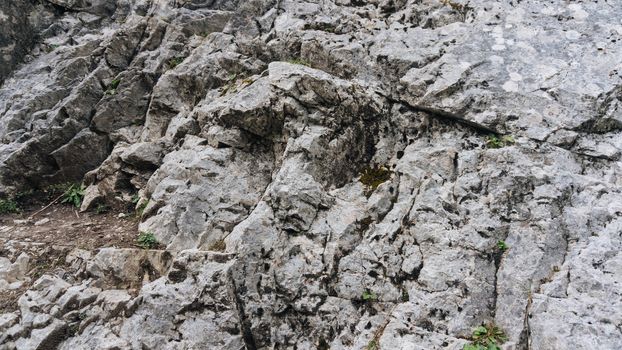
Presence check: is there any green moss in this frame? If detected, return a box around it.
[359,166,392,191]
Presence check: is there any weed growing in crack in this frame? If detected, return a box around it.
[61,184,85,208]
[0,198,19,214]
[497,240,509,252]
[463,324,507,350]
[136,200,149,217]
[401,288,410,302]
[486,135,515,149]
[367,339,378,350]
[359,165,392,193]
[137,232,158,249]
[362,290,378,301]
[105,78,121,95]
[167,57,184,69]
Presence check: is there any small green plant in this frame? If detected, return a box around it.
[45,43,60,53]
[497,240,509,252]
[486,135,515,149]
[131,194,140,204]
[463,324,507,350]
[361,290,378,301]
[287,58,311,67]
[359,165,392,191]
[105,78,121,95]
[136,200,149,217]
[401,288,410,302]
[95,204,109,214]
[61,184,85,208]
[167,57,184,69]
[137,232,158,249]
[14,189,34,200]
[0,198,19,214]
[367,339,378,350]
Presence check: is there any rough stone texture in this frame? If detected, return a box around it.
[1,0,622,349]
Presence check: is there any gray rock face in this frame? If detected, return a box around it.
[1,0,622,349]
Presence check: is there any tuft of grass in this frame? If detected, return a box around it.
[167,57,184,69]
[463,324,507,350]
[287,58,311,67]
[137,231,158,249]
[367,339,378,350]
[359,165,392,192]
[497,240,509,252]
[0,198,19,214]
[61,184,85,208]
[361,290,378,302]
[486,135,515,149]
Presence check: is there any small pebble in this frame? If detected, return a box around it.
[34,218,50,226]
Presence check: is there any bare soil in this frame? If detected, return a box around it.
[0,195,141,313]
[0,205,139,250]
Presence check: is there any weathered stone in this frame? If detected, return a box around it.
[1,1,622,349]
[14,319,66,350]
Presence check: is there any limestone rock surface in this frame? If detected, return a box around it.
[1,1,621,349]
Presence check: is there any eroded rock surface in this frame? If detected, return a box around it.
[1,0,621,349]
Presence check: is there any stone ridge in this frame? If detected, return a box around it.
[0,0,621,349]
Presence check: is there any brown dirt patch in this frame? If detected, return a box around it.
[0,197,142,313]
